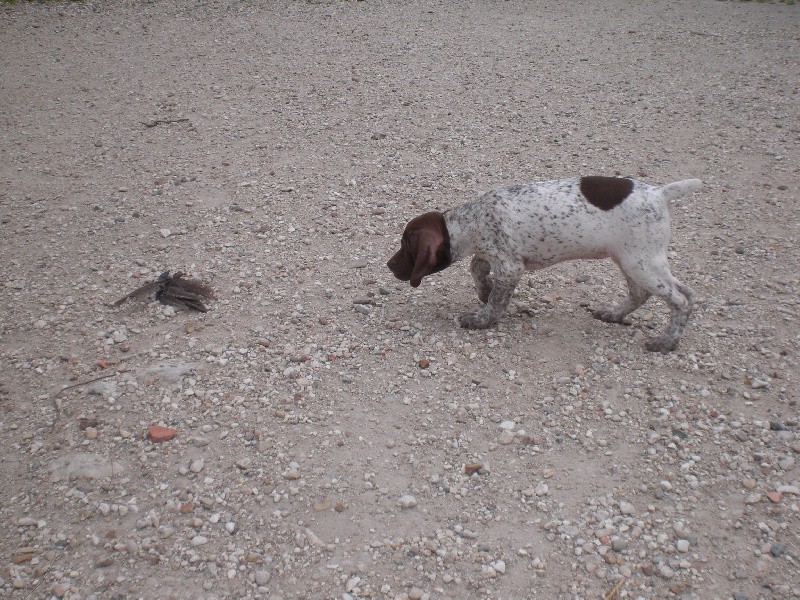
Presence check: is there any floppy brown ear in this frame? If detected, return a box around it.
[409,228,444,287]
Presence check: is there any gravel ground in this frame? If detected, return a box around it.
[1,1,798,599]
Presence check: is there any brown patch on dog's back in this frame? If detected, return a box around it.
[579,176,633,211]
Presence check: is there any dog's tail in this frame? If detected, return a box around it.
[658,179,702,203]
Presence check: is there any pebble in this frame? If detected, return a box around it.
[498,430,516,445]
[770,543,785,558]
[767,491,782,503]
[619,501,635,515]
[190,535,208,546]
[676,539,690,553]
[255,570,271,585]
[147,425,177,442]
[397,494,417,509]
[190,458,205,473]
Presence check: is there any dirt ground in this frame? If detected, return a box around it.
[1,1,798,599]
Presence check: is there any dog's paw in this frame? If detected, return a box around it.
[590,306,628,324]
[644,335,679,354]
[459,311,496,330]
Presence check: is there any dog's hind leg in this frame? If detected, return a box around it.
[614,257,694,353]
[592,270,652,324]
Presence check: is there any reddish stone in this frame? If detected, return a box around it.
[147,425,177,442]
[767,491,782,504]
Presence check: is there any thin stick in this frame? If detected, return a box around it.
[141,117,190,128]
[51,372,118,425]
[604,578,626,600]
[54,372,117,397]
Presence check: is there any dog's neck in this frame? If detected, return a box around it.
[444,204,480,262]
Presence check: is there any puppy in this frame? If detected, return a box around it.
[387,176,701,353]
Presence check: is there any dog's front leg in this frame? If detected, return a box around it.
[460,262,522,329]
[470,255,493,304]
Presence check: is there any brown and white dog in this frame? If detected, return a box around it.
[387,176,701,353]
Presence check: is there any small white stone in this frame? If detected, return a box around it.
[190,459,205,473]
[492,559,506,574]
[677,539,690,553]
[255,570,271,585]
[225,521,236,534]
[619,501,635,515]
[160,228,171,238]
[345,576,361,592]
[397,494,417,509]
[535,483,549,497]
[499,420,516,430]
[190,535,208,546]
[499,430,516,445]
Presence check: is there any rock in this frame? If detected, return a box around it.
[142,361,197,389]
[619,501,635,515]
[767,491,782,504]
[48,452,125,482]
[147,425,177,442]
[770,543,785,558]
[492,559,506,574]
[463,463,483,476]
[189,459,205,473]
[499,430,516,445]
[84,427,98,440]
[676,539,690,553]
[255,570,271,585]
[190,535,208,546]
[398,494,417,509]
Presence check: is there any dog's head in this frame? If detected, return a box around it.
[387,211,452,287]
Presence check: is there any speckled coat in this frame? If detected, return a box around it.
[387,176,701,353]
